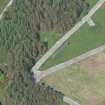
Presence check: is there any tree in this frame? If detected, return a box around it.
[0,0,89,105]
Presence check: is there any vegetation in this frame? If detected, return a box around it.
[0,71,4,81]
[36,0,89,48]
[0,0,9,13]
[37,0,97,49]
[0,0,89,105]
[86,0,97,7]
[41,4,105,70]
[0,68,7,104]
[43,52,105,105]
[39,32,60,48]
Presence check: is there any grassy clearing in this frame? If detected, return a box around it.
[60,102,67,105]
[39,32,61,48]
[39,0,97,49]
[0,0,9,102]
[0,48,7,64]
[86,0,97,7]
[0,85,7,103]
[41,5,105,70]
[0,73,4,81]
[0,0,9,13]
[42,52,105,105]
[39,0,96,49]
[0,77,7,103]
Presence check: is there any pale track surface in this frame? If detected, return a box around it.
[0,0,81,105]
[32,0,105,74]
[32,1,105,104]
[0,0,14,20]
[63,96,80,105]
[41,44,105,79]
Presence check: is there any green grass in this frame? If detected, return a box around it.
[0,74,4,81]
[41,5,105,70]
[0,88,5,103]
[0,70,5,81]
[39,0,97,49]
[0,0,10,103]
[60,102,67,105]
[86,0,97,7]
[39,32,61,48]
[0,84,7,103]
[42,60,105,105]
[0,0,9,13]
[0,48,7,64]
[0,74,5,101]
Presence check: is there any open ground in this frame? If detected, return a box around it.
[0,0,9,13]
[0,0,14,102]
[0,0,105,105]
[34,1,105,104]
[42,51,105,105]
[40,0,105,70]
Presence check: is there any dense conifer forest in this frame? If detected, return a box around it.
[0,0,89,105]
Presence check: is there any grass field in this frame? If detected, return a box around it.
[0,77,7,103]
[0,0,9,13]
[0,83,6,101]
[39,32,61,48]
[42,52,105,105]
[60,102,67,105]
[86,0,97,7]
[0,0,10,103]
[39,0,97,49]
[41,4,105,70]
[0,48,8,64]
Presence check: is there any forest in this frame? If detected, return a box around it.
[0,0,89,105]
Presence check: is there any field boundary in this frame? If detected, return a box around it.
[41,44,105,79]
[0,0,14,20]
[32,1,105,104]
[32,0,105,73]
[63,96,80,105]
[32,0,105,81]
[41,44,105,105]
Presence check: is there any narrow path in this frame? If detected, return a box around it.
[32,1,105,104]
[0,1,80,105]
[63,96,80,105]
[37,44,105,105]
[32,0,105,74]
[0,0,13,20]
[39,44,105,80]
[87,18,95,27]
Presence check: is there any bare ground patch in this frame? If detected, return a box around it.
[79,52,105,74]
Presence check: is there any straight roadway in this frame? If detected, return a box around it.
[41,44,105,79]
[32,0,105,74]
[0,0,14,20]
[31,1,105,105]
[0,1,81,105]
